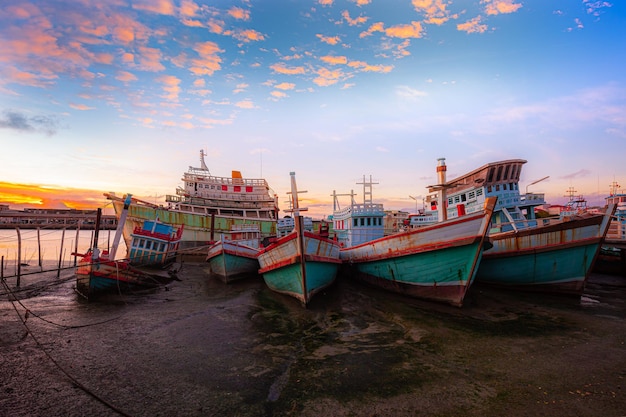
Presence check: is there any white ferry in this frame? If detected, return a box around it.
[106,150,279,250]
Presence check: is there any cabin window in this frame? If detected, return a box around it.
[487,167,495,182]
[461,194,467,202]
[360,218,365,226]
[502,184,508,190]
[487,186,492,193]
[145,241,152,250]
[448,198,453,205]
[496,184,500,191]
[504,165,510,180]
[454,196,460,203]
[469,191,475,199]
[160,243,166,251]
[496,166,503,181]
[139,239,145,248]
[353,219,358,227]
[476,189,483,196]
[367,218,371,226]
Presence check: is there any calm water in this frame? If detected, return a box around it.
[0,229,127,275]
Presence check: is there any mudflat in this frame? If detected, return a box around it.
[1,262,624,417]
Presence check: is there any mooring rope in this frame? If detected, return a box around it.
[1,278,133,417]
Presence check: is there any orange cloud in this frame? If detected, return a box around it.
[136,46,165,71]
[235,100,255,109]
[207,19,225,34]
[412,0,454,25]
[132,0,176,16]
[342,10,368,26]
[320,55,348,65]
[116,71,137,82]
[360,21,384,38]
[157,75,181,101]
[275,82,295,90]
[483,0,523,15]
[190,41,223,76]
[231,29,265,42]
[271,91,288,98]
[385,22,424,39]
[457,16,488,33]
[313,67,345,87]
[228,7,250,20]
[180,0,200,17]
[317,34,341,45]
[0,182,110,210]
[270,63,306,75]
[318,0,334,5]
[348,61,393,73]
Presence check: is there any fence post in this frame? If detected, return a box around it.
[57,228,65,278]
[16,227,21,287]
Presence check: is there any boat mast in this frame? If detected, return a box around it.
[109,194,132,260]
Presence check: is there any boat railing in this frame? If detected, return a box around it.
[166,193,277,209]
[183,173,269,188]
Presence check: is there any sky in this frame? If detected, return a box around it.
[1,0,624,219]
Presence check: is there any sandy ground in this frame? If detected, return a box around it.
[0,261,625,417]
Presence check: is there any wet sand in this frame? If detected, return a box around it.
[1,262,625,417]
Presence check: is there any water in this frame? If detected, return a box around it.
[0,229,127,276]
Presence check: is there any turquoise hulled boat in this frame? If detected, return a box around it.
[334,175,497,307]
[257,173,341,306]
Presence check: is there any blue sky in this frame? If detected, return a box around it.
[0,0,624,218]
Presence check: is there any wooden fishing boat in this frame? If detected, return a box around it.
[411,158,616,295]
[75,196,176,300]
[257,172,341,306]
[205,224,261,283]
[335,174,497,307]
[104,150,279,251]
[478,208,615,294]
[128,219,183,267]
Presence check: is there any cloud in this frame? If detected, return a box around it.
[396,86,428,100]
[320,55,348,65]
[412,0,454,25]
[157,75,181,101]
[228,7,250,20]
[190,41,223,75]
[0,110,58,135]
[132,0,176,16]
[482,0,523,16]
[317,34,341,45]
[69,103,95,110]
[270,63,306,75]
[342,10,368,26]
[457,16,488,34]
[116,71,138,82]
[560,169,592,180]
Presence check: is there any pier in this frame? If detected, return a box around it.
[0,205,117,229]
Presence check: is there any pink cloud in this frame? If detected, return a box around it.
[483,0,523,15]
[132,0,176,16]
[270,63,306,75]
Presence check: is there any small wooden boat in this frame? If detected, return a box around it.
[205,224,262,283]
[75,195,176,300]
[128,219,183,267]
[257,172,341,306]
[335,175,497,307]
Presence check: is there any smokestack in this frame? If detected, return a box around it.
[436,158,447,185]
[436,158,447,222]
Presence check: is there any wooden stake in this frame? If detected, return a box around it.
[57,228,65,278]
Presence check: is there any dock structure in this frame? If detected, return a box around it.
[0,205,117,229]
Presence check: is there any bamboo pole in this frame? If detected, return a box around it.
[16,227,21,287]
[57,228,65,278]
[37,227,42,270]
[74,221,81,266]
